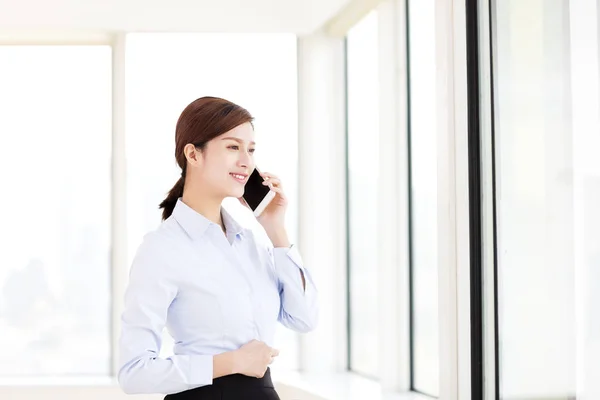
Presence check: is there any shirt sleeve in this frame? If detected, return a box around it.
[118,234,213,395]
[271,244,319,333]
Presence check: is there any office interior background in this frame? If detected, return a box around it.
[1,0,599,399]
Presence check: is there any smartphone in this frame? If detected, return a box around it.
[241,168,276,217]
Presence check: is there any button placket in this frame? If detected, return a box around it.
[231,239,265,339]
[208,227,250,295]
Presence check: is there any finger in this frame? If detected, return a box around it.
[263,176,281,186]
[260,171,277,179]
[271,348,280,357]
[260,172,281,184]
[269,187,286,199]
[263,180,282,190]
[262,177,281,186]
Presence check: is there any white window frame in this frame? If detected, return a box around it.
[110,33,127,378]
[376,0,411,393]
[434,0,472,398]
[476,0,498,399]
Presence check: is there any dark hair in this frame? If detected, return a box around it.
[159,96,254,221]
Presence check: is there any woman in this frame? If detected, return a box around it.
[118,97,319,399]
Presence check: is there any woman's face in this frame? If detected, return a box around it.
[198,122,256,199]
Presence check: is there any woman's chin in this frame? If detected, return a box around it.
[227,187,245,199]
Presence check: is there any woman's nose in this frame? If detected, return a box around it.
[238,153,251,168]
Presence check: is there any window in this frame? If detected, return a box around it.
[346,10,380,378]
[125,33,300,370]
[490,0,600,398]
[407,0,439,395]
[0,45,112,376]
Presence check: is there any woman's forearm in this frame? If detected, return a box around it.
[213,351,237,379]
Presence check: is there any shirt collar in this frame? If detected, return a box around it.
[172,198,248,240]
[220,206,246,238]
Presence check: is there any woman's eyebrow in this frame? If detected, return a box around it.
[221,137,256,145]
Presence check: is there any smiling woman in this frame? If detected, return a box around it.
[118,96,319,399]
[158,97,255,222]
[124,32,301,374]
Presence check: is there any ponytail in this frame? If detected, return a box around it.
[159,176,185,221]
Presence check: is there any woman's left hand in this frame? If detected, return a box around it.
[256,171,288,230]
[238,171,288,234]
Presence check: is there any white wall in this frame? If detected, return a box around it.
[0,0,350,34]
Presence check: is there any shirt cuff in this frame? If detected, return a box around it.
[188,354,214,389]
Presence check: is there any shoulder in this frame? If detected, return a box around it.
[141,215,190,251]
[130,217,188,274]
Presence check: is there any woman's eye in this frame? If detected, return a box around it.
[228,145,254,154]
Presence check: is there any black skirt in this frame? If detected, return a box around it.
[164,368,280,400]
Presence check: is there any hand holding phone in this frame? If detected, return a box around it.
[240,168,276,217]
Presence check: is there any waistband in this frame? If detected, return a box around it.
[212,367,274,388]
[164,367,274,399]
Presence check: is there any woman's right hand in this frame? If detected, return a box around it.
[233,339,279,378]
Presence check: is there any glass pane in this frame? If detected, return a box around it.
[0,46,112,376]
[407,0,439,396]
[347,10,380,378]
[493,0,600,398]
[125,33,299,370]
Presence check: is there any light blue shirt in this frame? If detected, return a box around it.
[118,198,318,395]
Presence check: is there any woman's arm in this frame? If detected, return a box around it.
[251,172,318,333]
[118,234,234,395]
[263,231,319,333]
[213,352,237,378]
[265,227,305,291]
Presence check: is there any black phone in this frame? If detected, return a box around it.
[242,168,276,217]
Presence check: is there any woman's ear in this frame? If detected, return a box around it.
[183,143,201,166]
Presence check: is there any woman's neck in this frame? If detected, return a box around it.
[181,188,225,232]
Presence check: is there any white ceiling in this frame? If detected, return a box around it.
[0,0,351,35]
